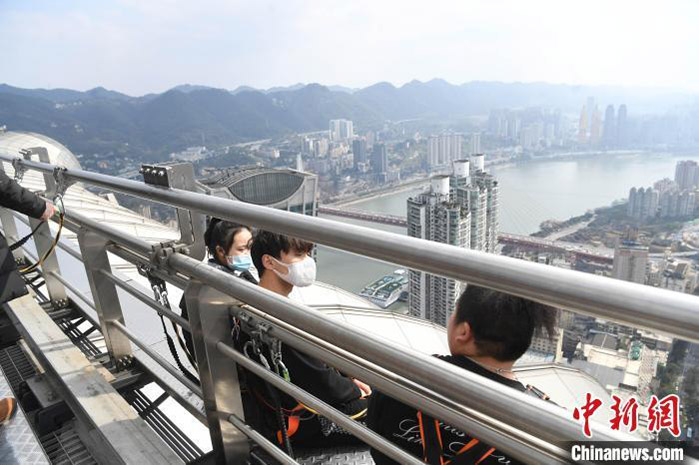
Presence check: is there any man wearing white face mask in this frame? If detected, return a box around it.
[246,230,370,449]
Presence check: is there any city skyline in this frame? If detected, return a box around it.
[2,1,699,95]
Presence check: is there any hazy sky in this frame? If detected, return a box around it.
[2,0,698,96]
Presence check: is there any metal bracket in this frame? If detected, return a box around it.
[231,305,290,381]
[115,354,135,371]
[136,264,172,309]
[140,162,206,260]
[52,166,76,199]
[149,240,191,269]
[52,298,70,310]
[12,158,26,183]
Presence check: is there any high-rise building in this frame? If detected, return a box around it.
[529,327,564,362]
[488,110,509,138]
[427,133,463,169]
[506,113,521,139]
[407,176,470,326]
[674,160,699,190]
[313,139,329,158]
[408,155,500,325]
[627,187,659,220]
[603,105,616,147]
[578,105,588,144]
[471,170,500,252]
[329,119,353,141]
[617,104,628,147]
[301,137,313,154]
[659,190,696,218]
[589,107,602,145]
[586,97,596,127]
[352,138,367,170]
[450,156,499,252]
[612,240,649,284]
[469,133,481,155]
[372,143,388,173]
[653,178,677,194]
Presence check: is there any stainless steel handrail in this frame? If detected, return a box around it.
[172,253,640,464]
[2,154,697,342]
[219,342,426,465]
[2,154,695,465]
[100,269,192,331]
[109,320,203,398]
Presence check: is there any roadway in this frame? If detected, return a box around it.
[318,206,616,263]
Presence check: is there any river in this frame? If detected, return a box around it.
[315,151,699,301]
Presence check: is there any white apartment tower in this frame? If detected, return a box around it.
[408,154,500,326]
[427,133,463,169]
[329,119,354,141]
[407,176,470,326]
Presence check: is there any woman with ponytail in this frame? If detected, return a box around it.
[179,218,256,360]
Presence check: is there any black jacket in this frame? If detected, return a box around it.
[0,170,46,305]
[367,355,527,465]
[179,258,258,359]
[236,306,365,446]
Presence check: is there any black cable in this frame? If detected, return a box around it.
[268,382,294,458]
[261,355,294,458]
[159,315,200,386]
[8,221,42,251]
[171,320,198,371]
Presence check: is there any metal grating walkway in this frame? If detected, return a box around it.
[124,388,205,463]
[0,344,37,390]
[39,424,98,465]
[0,344,49,465]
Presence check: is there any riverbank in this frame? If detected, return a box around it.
[328,177,429,207]
[328,149,656,208]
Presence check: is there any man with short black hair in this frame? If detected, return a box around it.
[244,230,369,448]
[367,284,557,465]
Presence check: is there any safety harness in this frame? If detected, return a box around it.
[139,265,200,385]
[418,384,550,465]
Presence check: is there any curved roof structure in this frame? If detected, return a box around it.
[0,131,81,170]
[200,166,308,205]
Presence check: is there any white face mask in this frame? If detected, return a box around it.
[271,255,316,288]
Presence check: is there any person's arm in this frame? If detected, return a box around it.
[367,391,399,465]
[0,170,48,219]
[281,344,361,407]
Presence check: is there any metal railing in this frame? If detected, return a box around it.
[1,152,698,465]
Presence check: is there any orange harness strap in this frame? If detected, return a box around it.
[275,403,307,444]
[418,411,495,465]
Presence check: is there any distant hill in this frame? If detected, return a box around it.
[0,84,132,103]
[1,79,695,161]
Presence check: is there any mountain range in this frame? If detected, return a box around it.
[0,80,695,160]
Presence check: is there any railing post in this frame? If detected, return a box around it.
[22,147,68,306]
[140,162,206,261]
[77,227,132,364]
[184,280,248,464]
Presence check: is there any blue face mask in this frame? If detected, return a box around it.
[226,254,252,272]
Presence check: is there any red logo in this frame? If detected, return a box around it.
[647,394,681,437]
[573,393,603,438]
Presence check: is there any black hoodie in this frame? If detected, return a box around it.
[367,354,527,465]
